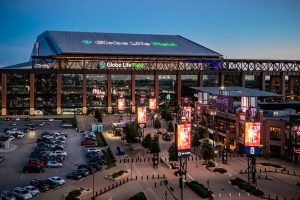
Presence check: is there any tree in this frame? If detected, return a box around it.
[94,109,103,123]
[191,132,201,148]
[149,136,160,154]
[124,122,139,143]
[142,133,152,149]
[200,139,214,162]
[164,110,173,121]
[168,142,178,161]
[166,121,174,133]
[154,117,161,129]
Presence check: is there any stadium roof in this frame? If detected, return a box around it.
[31,30,222,57]
[191,87,282,97]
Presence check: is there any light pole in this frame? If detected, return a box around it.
[210,110,216,160]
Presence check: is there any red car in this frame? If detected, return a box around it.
[28,159,45,167]
[81,140,97,146]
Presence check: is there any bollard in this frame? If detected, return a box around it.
[147,175,149,179]
[230,154,231,158]
[192,156,193,161]
[132,158,133,163]
[266,175,268,179]
[144,158,146,162]
[124,159,126,163]
[128,159,129,163]
[96,191,98,196]
[112,184,114,188]
[188,157,189,161]
[158,174,160,179]
[240,170,242,174]
[165,157,167,161]
[265,168,267,172]
[196,157,197,161]
[260,169,261,173]
[127,177,129,182]
[108,186,110,190]
[141,175,143,180]
[123,179,125,183]
[140,158,142,162]
[275,168,277,173]
[119,160,121,163]
[268,194,270,199]
[276,196,278,200]
[163,174,165,178]
[160,181,162,186]
[148,157,150,162]
[136,176,137,180]
[288,170,289,174]
[152,174,154,179]
[284,197,286,200]
[136,158,138,162]
[155,182,157,187]
[294,171,296,175]
[104,187,106,192]
[258,175,260,179]
[120,180,122,185]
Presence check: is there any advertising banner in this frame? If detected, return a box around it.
[292,126,300,136]
[182,106,191,123]
[176,123,191,157]
[245,122,261,147]
[137,107,147,124]
[149,98,156,111]
[118,98,125,111]
[211,94,233,109]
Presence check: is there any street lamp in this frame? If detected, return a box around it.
[210,110,216,160]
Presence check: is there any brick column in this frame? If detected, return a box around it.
[82,73,87,114]
[131,74,136,113]
[260,72,266,91]
[280,72,285,98]
[30,73,35,115]
[155,74,159,108]
[176,73,181,106]
[198,73,204,87]
[288,76,295,96]
[240,72,245,88]
[107,74,112,114]
[57,74,62,115]
[219,72,224,87]
[1,73,7,115]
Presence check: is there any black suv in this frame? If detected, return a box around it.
[30,179,50,192]
[23,165,45,173]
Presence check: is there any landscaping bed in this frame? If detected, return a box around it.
[257,162,284,169]
[186,181,212,198]
[230,177,264,197]
[95,132,116,169]
[105,170,129,181]
[129,192,147,200]
[213,167,227,174]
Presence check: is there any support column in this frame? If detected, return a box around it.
[219,72,224,87]
[154,74,159,108]
[198,73,204,87]
[260,72,266,91]
[1,73,7,116]
[177,73,181,106]
[240,72,245,88]
[131,74,136,113]
[30,73,35,115]
[57,74,62,115]
[82,73,87,114]
[288,76,295,97]
[280,72,285,98]
[107,74,112,114]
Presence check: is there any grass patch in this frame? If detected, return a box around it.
[213,168,227,174]
[231,177,264,197]
[65,189,81,200]
[187,181,212,198]
[257,162,282,168]
[62,117,78,128]
[129,192,147,200]
[95,132,107,147]
[103,147,116,169]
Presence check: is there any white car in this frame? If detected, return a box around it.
[16,132,25,139]
[7,130,17,134]
[47,161,63,168]
[61,123,72,127]
[13,187,32,200]
[48,176,65,185]
[48,118,54,121]
[24,185,40,196]
[49,151,67,157]
[85,147,101,153]
[38,122,45,127]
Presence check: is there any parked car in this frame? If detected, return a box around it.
[47,161,63,168]
[30,179,50,192]
[48,118,54,122]
[78,164,96,174]
[48,155,64,163]
[49,151,67,157]
[88,163,102,171]
[51,145,64,151]
[23,165,45,173]
[81,140,97,146]
[16,132,25,139]
[85,147,101,153]
[77,168,89,177]
[24,186,40,196]
[38,122,45,127]
[13,187,32,200]
[61,123,72,128]
[28,159,45,167]
[48,176,66,186]
[0,191,16,200]
[66,171,83,180]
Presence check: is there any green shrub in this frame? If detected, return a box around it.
[187,181,212,198]
[111,170,127,178]
[231,178,264,197]
[213,168,227,174]
[65,189,81,200]
[95,132,107,147]
[103,148,116,169]
[129,192,147,200]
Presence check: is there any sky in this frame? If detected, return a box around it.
[0,0,300,67]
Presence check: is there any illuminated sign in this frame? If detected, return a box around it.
[118,98,125,111]
[137,107,147,124]
[211,95,233,109]
[82,40,178,47]
[245,122,261,147]
[294,147,300,154]
[177,123,191,157]
[182,106,191,123]
[149,98,156,111]
[293,126,300,136]
[92,88,105,100]
[98,61,144,69]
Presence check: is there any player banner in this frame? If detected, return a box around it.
[245,122,261,147]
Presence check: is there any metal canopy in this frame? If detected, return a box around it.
[191,87,282,97]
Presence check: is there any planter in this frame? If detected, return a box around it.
[105,170,130,181]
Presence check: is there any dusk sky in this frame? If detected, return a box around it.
[0,0,299,67]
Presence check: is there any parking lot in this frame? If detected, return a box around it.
[0,119,86,191]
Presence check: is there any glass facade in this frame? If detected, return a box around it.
[87,74,107,112]
[35,74,57,115]
[7,73,30,115]
[270,127,282,141]
[181,75,198,102]
[135,75,154,106]
[203,75,219,86]
[111,74,131,112]
[224,74,240,87]
[159,75,176,106]
[61,74,83,114]
[245,75,260,89]
[0,75,1,108]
